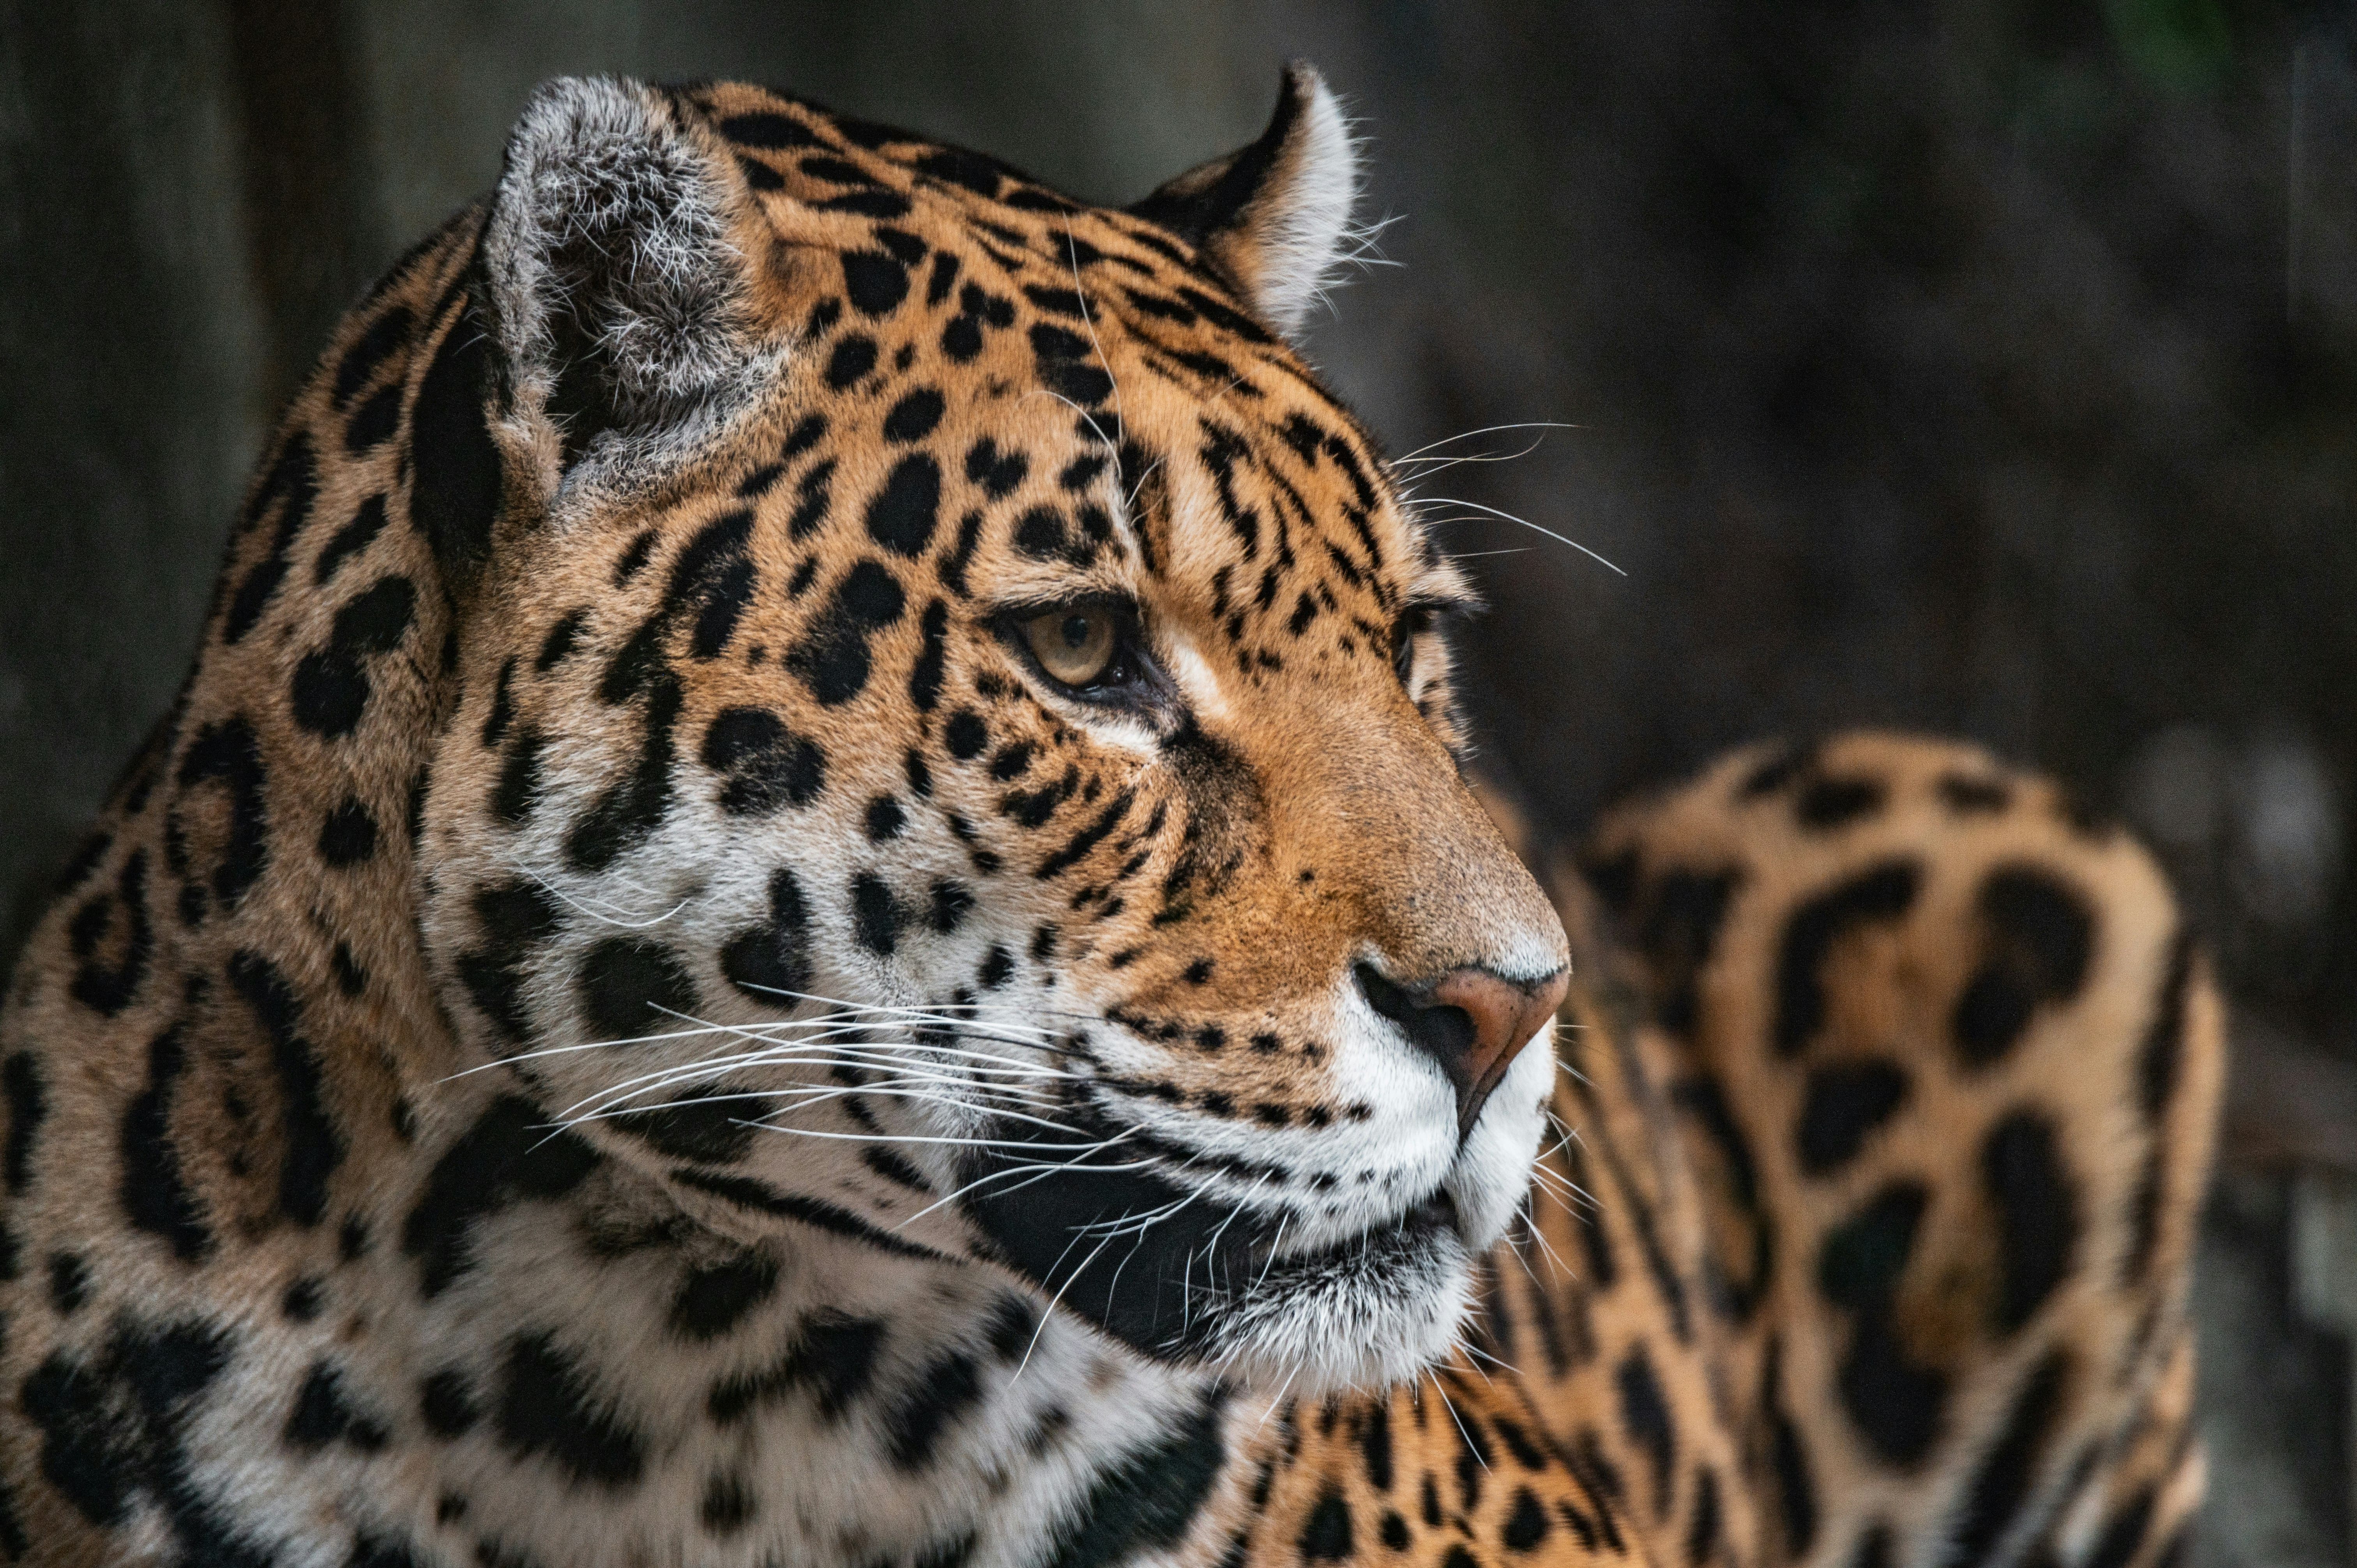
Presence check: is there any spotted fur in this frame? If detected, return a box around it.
[0,67,2217,1568]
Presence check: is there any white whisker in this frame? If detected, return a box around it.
[1412,494,1626,576]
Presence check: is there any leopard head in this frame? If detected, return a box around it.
[415,69,1568,1393]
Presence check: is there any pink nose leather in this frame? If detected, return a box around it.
[1429,966,1570,1132]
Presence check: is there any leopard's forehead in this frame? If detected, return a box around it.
[619,82,1457,649]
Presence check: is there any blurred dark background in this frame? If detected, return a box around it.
[2,1,2352,1559]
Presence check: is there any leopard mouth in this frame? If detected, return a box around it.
[958,1107,1477,1390]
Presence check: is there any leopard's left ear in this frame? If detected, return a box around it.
[1128,62,1359,341]
[482,77,785,496]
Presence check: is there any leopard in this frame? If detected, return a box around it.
[0,64,2221,1568]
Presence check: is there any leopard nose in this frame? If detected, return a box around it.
[1355,962,1570,1133]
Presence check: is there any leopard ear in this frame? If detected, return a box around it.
[482,76,783,489]
[1128,62,1359,341]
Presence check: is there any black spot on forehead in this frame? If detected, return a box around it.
[827,188,913,220]
[788,459,836,541]
[882,388,945,444]
[1029,323,1113,405]
[843,252,910,316]
[826,335,878,389]
[1012,505,1094,567]
[873,225,926,263]
[719,110,823,149]
[866,454,942,557]
[965,438,1028,498]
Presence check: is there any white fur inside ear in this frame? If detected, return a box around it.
[1249,70,1361,339]
[485,76,781,492]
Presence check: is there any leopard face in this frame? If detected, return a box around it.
[412,74,1568,1393]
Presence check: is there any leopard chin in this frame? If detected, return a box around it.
[957,1034,1554,1395]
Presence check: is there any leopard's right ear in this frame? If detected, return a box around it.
[481,76,785,499]
[1127,63,1359,342]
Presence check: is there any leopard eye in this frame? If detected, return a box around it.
[1021,605,1119,689]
